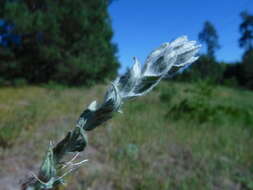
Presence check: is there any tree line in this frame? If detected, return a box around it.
[0,1,252,89]
[0,0,119,86]
[176,11,253,90]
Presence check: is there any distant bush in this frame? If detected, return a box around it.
[168,81,216,123]
[222,50,253,90]
[161,81,253,127]
[0,77,6,86]
[240,50,253,90]
[13,78,27,87]
[175,55,225,83]
[159,82,176,104]
[42,81,69,91]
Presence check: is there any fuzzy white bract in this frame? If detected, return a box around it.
[103,36,201,111]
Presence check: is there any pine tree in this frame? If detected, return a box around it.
[198,21,220,58]
[0,0,119,85]
[239,11,253,89]
[181,21,222,83]
[239,11,253,54]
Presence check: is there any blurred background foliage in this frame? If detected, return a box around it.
[0,0,119,86]
[0,0,252,90]
[175,11,253,90]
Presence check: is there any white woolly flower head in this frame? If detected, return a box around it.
[87,36,201,115]
[112,36,201,101]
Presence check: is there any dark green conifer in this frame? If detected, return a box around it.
[0,0,119,85]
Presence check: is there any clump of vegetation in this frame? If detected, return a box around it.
[167,81,217,123]
[161,80,253,129]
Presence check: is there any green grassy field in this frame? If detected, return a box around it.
[0,82,253,190]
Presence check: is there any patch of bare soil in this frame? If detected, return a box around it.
[0,115,113,190]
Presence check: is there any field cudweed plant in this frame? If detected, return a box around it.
[21,36,201,190]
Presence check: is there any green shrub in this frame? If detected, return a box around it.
[13,78,27,87]
[223,77,239,88]
[161,81,253,128]
[42,81,69,91]
[159,82,176,104]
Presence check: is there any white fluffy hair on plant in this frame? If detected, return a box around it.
[21,36,201,190]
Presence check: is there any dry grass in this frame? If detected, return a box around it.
[0,82,253,190]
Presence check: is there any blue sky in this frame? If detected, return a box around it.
[108,0,253,73]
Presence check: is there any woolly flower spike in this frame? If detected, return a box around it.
[112,36,201,101]
[22,35,200,190]
[77,36,201,126]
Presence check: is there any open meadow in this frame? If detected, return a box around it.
[0,81,253,190]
